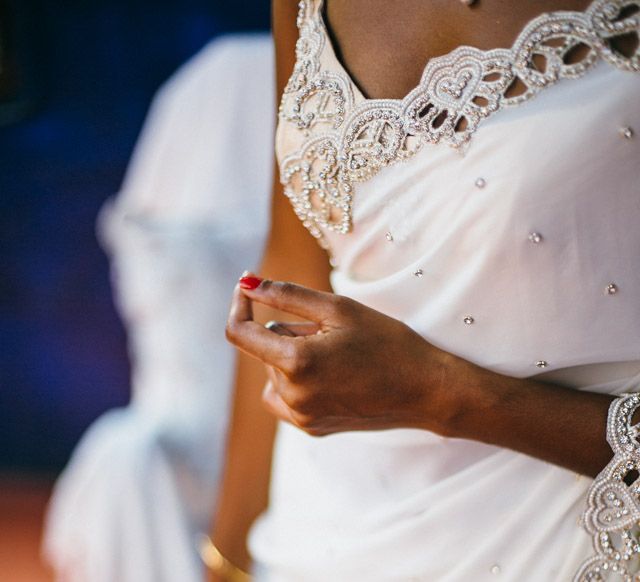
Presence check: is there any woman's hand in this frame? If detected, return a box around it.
[225,273,616,476]
[225,274,468,436]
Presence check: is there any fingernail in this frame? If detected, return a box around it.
[239,275,263,290]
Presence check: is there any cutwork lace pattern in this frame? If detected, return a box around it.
[575,394,640,582]
[278,0,640,247]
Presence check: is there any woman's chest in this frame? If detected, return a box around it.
[276,0,639,251]
[324,0,594,100]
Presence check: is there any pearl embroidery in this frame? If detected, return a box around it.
[475,177,487,189]
[385,232,394,241]
[490,564,501,575]
[280,0,640,246]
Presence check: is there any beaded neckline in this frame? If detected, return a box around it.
[278,0,640,248]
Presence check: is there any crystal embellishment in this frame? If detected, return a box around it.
[528,232,543,244]
[475,177,487,189]
[463,316,475,325]
[535,360,548,368]
[620,126,634,139]
[575,393,640,581]
[605,283,619,295]
[413,269,424,278]
[279,0,640,247]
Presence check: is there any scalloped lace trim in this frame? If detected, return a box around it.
[278,0,640,247]
[575,394,640,582]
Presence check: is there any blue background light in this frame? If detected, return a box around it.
[0,0,270,470]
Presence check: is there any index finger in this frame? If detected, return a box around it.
[241,278,340,324]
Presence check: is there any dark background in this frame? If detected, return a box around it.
[0,0,270,472]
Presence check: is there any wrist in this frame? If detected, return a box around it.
[421,350,504,439]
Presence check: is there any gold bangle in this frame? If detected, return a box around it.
[197,534,253,582]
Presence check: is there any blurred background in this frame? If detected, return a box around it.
[0,0,269,579]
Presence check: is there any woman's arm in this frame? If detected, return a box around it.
[226,278,616,479]
[208,1,334,577]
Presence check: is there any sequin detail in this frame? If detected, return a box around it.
[574,393,640,582]
[279,0,640,246]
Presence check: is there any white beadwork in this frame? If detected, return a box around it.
[280,137,351,244]
[574,393,640,582]
[283,2,324,94]
[281,72,353,130]
[279,0,640,245]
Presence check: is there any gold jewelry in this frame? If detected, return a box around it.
[197,535,253,582]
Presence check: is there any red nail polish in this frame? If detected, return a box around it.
[239,276,263,290]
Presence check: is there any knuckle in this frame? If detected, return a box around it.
[288,390,314,415]
[289,406,331,437]
[305,425,329,438]
[292,411,315,429]
[287,344,315,380]
[224,320,239,343]
[327,293,351,318]
[276,281,298,303]
[260,387,274,408]
[291,412,324,436]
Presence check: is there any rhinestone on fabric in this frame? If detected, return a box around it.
[282,73,352,130]
[385,232,394,242]
[535,360,548,368]
[575,393,640,582]
[463,316,475,325]
[605,283,619,295]
[279,0,640,247]
[620,126,634,139]
[413,269,424,278]
[528,232,543,244]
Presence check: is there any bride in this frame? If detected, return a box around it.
[208,1,640,580]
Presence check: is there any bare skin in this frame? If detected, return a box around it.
[209,0,625,578]
[324,0,592,100]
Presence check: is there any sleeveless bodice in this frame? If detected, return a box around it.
[274,0,640,377]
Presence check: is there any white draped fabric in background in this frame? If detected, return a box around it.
[43,34,273,582]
